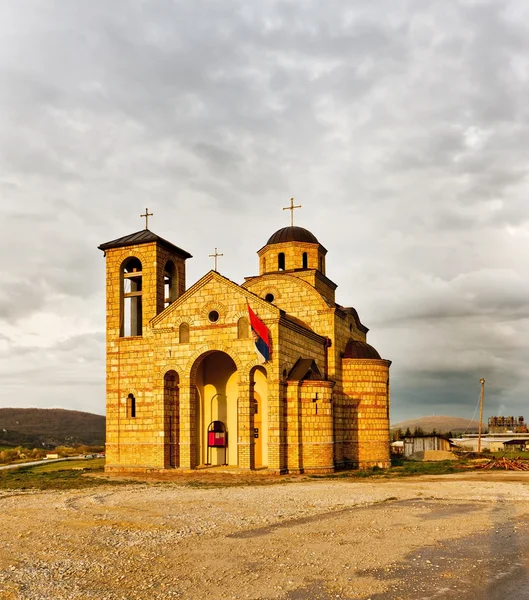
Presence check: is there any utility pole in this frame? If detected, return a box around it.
[477,378,485,452]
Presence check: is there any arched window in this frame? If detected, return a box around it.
[126,393,136,418]
[121,258,142,337]
[262,256,266,272]
[302,252,308,269]
[164,261,177,308]
[179,322,190,343]
[278,252,285,271]
[237,317,249,339]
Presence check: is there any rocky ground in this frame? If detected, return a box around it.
[1,471,529,599]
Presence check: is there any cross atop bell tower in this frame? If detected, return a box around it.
[140,208,153,230]
[282,197,302,226]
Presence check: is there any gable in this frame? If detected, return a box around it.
[243,273,332,312]
[151,270,280,330]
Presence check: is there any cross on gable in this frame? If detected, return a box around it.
[282,197,302,226]
[209,247,224,272]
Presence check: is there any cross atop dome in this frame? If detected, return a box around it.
[282,197,302,226]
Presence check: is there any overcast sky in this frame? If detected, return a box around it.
[1,1,528,423]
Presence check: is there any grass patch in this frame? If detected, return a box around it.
[310,460,463,480]
[30,458,105,473]
[395,460,460,476]
[0,461,131,491]
[489,450,529,460]
[0,458,468,492]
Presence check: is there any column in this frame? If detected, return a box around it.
[179,377,197,469]
[237,376,252,469]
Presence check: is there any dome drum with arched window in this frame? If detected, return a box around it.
[258,226,327,276]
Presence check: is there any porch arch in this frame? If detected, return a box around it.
[186,344,244,381]
[189,350,239,467]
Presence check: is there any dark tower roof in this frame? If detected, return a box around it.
[266,226,319,245]
[344,339,381,360]
[98,229,192,259]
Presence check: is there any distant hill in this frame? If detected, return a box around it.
[391,415,480,434]
[0,408,105,448]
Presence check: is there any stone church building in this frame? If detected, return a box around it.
[99,216,391,474]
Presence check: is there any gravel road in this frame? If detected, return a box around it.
[1,471,529,599]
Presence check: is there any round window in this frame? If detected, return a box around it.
[208,310,219,323]
[265,293,274,303]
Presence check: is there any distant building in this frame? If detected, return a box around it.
[390,440,404,455]
[502,439,529,452]
[404,435,456,459]
[454,433,529,452]
[488,416,527,434]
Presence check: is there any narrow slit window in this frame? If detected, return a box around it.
[278,252,285,271]
[302,252,308,268]
[127,393,136,418]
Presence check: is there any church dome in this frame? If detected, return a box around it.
[344,340,381,360]
[266,226,319,245]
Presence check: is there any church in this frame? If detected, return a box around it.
[99,204,391,474]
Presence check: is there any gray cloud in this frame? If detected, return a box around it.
[0,333,105,412]
[0,1,528,420]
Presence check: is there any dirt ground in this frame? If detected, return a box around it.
[1,470,529,600]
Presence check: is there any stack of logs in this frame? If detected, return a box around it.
[477,457,529,471]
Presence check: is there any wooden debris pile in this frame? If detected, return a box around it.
[476,457,529,471]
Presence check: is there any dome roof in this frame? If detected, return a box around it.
[344,340,381,360]
[266,226,319,245]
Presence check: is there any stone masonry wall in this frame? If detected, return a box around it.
[342,358,391,469]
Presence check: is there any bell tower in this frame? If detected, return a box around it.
[98,228,192,339]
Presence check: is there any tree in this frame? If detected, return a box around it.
[404,427,412,437]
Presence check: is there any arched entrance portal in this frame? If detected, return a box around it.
[193,351,238,466]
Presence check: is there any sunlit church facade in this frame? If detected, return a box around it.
[99,216,391,474]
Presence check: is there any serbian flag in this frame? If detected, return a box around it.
[247,303,270,363]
